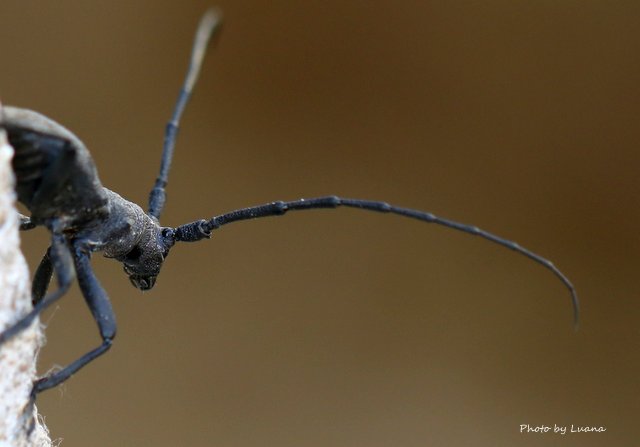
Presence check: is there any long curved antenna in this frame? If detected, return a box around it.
[148,9,223,221]
[174,196,579,328]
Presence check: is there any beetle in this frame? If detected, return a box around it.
[0,9,578,398]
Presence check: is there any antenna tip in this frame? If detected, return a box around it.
[572,292,580,331]
[193,8,224,59]
[202,7,223,28]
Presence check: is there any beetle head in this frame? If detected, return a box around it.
[122,227,175,291]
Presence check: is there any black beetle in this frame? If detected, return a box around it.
[0,8,578,397]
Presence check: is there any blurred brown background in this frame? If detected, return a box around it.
[1,1,638,446]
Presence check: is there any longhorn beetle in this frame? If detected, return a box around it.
[0,9,578,398]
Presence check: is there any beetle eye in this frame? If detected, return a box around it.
[126,246,142,261]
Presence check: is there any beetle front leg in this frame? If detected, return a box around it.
[32,246,116,395]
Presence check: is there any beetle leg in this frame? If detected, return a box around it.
[0,230,74,345]
[31,248,53,306]
[32,245,116,395]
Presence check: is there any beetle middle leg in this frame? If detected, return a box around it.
[0,228,74,345]
[32,243,116,395]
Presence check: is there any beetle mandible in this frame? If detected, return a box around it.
[0,8,578,398]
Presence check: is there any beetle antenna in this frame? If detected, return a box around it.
[174,196,579,328]
[148,8,222,221]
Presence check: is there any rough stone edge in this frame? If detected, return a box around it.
[0,126,53,447]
